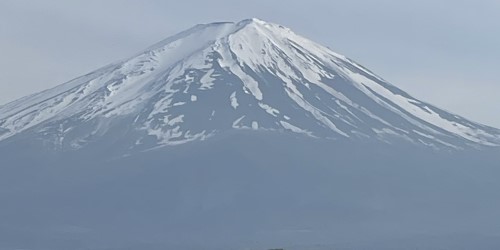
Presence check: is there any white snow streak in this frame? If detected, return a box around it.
[230,92,239,109]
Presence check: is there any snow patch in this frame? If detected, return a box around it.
[258,102,279,117]
[284,88,349,137]
[199,69,215,89]
[230,92,239,109]
[216,40,263,100]
[166,115,184,126]
[280,121,313,136]
[252,121,259,130]
[232,115,246,128]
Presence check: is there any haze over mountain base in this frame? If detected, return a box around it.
[1,132,500,250]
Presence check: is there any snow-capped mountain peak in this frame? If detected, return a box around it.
[1,18,499,151]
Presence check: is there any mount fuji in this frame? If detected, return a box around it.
[0,18,499,154]
[1,19,500,250]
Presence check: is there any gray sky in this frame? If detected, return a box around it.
[1,0,499,127]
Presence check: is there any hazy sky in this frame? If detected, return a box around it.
[1,0,499,127]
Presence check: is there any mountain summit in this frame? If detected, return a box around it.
[1,18,499,152]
